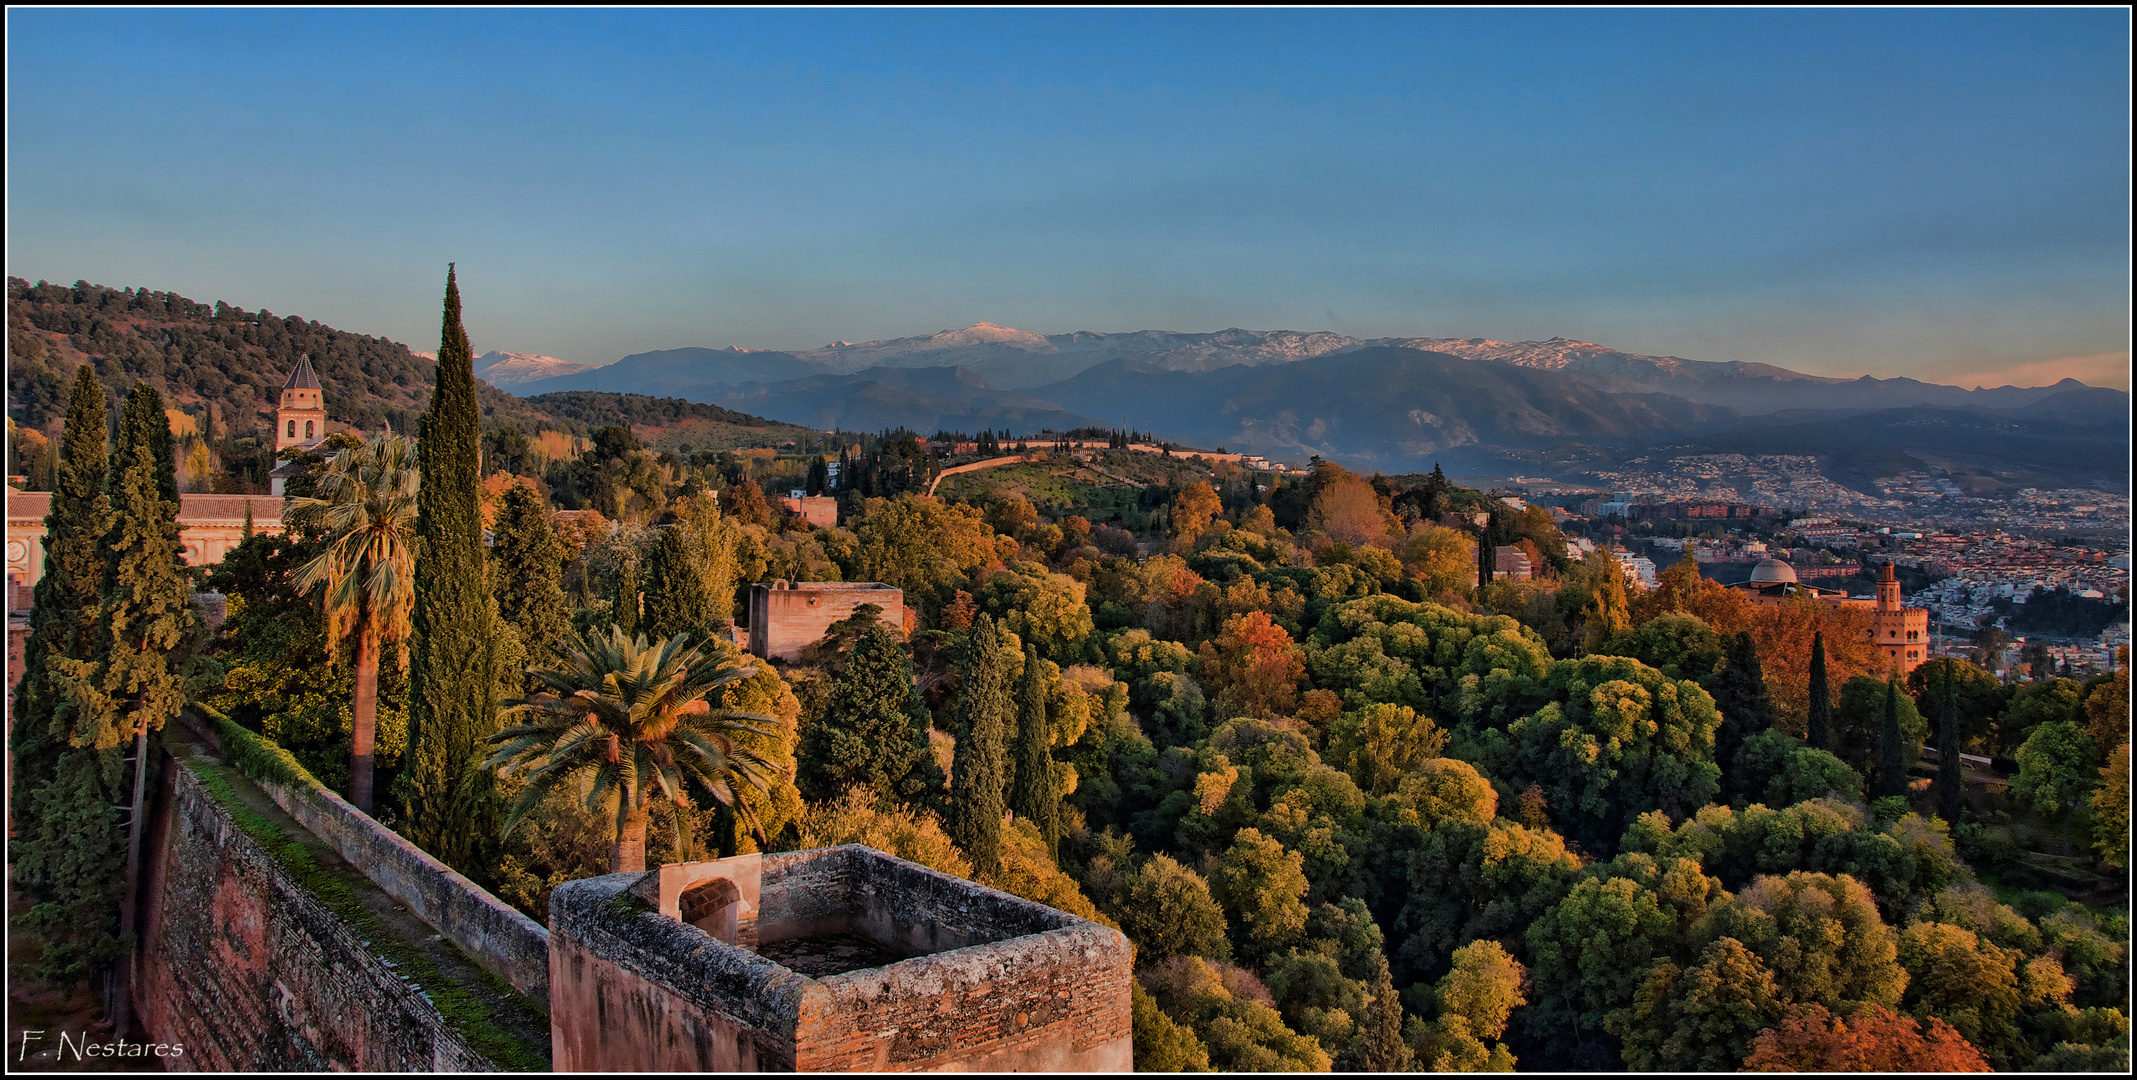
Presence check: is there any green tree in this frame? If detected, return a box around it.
[1480,655,1722,855]
[1009,643,1062,856]
[1208,827,1310,961]
[2096,744,2128,870]
[98,385,197,1032]
[1616,936,1782,1071]
[402,264,501,865]
[796,621,942,808]
[1409,938,1527,1071]
[8,364,122,988]
[1711,630,1776,799]
[641,524,718,641]
[486,627,785,873]
[1833,673,1925,786]
[1806,631,1833,751]
[948,614,1018,877]
[1875,677,1912,800]
[1131,981,1211,1071]
[1924,660,1967,822]
[490,483,570,675]
[283,433,421,812]
[612,552,641,634]
[1580,551,1633,654]
[1115,854,1230,962]
[2012,719,2102,821]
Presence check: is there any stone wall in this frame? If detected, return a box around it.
[136,751,526,1071]
[549,847,1133,1073]
[747,582,903,662]
[178,708,551,1003]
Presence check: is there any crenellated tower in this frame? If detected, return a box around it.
[1871,559,1930,676]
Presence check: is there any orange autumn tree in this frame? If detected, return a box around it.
[1742,1003,1991,1072]
[1633,557,1755,634]
[1199,610,1306,720]
[1169,480,1225,549]
[1749,596,1883,736]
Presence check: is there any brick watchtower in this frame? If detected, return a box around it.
[275,355,327,452]
[1872,559,1929,676]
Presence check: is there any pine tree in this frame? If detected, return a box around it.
[100,383,194,1035]
[1875,675,1910,800]
[1008,643,1060,857]
[641,524,717,642]
[8,365,124,991]
[948,614,1017,877]
[797,622,941,808]
[401,264,500,868]
[490,483,570,676]
[1713,631,1776,797]
[1806,632,1834,751]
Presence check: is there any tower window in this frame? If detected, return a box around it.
[305,420,315,439]
[287,420,296,438]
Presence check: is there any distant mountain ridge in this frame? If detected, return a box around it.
[471,350,588,387]
[525,323,2105,415]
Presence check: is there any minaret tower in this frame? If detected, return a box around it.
[275,355,327,451]
[1871,559,1929,676]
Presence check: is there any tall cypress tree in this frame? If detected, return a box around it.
[613,554,641,635]
[1712,631,1775,797]
[641,525,717,642]
[1875,675,1910,801]
[1934,662,1965,823]
[1008,643,1060,857]
[9,365,124,989]
[101,383,194,1036]
[798,622,941,808]
[1806,631,1833,751]
[401,265,499,867]
[948,614,1016,877]
[490,483,569,677]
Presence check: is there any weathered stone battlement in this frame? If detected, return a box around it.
[549,846,1134,1072]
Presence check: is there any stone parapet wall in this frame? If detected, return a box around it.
[137,754,509,1071]
[178,708,551,1003]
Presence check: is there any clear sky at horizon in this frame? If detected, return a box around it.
[6,8,2130,388]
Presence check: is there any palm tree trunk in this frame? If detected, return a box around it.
[352,628,380,813]
[613,802,650,873]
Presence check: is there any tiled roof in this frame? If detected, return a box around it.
[285,354,321,390]
[6,492,282,524]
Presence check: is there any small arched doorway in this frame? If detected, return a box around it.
[678,877,744,944]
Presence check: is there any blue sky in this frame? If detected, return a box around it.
[6,8,2129,387]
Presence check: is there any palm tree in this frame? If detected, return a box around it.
[486,627,786,873]
[284,432,421,813]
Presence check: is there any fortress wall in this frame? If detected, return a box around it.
[748,583,903,662]
[177,708,551,1002]
[136,754,506,1071]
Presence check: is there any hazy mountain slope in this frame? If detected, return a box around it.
[1671,404,2130,494]
[1034,346,1739,469]
[695,365,1099,435]
[472,350,589,387]
[514,346,828,397]
[788,323,1361,388]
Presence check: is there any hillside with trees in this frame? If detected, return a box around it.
[12,272,2129,1074]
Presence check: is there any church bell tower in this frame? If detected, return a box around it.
[276,355,327,451]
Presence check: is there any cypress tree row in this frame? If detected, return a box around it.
[490,483,570,677]
[1805,631,1833,751]
[101,383,195,1036]
[1712,631,1775,797]
[948,614,1017,877]
[798,622,941,808]
[1008,642,1060,857]
[1875,675,1910,800]
[641,524,717,642]
[9,365,123,988]
[401,265,500,866]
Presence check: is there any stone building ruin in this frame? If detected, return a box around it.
[548,846,1133,1072]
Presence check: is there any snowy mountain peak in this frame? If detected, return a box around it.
[470,350,591,388]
